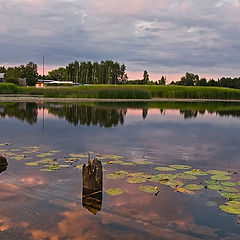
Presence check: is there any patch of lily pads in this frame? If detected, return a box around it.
[2,144,240,217]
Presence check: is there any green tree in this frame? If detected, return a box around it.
[158,76,166,85]
[24,62,38,86]
[196,78,207,86]
[143,70,149,84]
[0,66,6,73]
[48,67,67,81]
[180,72,199,86]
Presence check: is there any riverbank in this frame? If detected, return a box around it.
[1,96,240,103]
[1,83,240,100]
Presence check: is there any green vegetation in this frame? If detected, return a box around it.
[1,83,240,100]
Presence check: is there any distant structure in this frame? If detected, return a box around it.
[0,73,5,83]
[36,79,78,88]
[18,78,27,86]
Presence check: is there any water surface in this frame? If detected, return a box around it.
[0,101,240,240]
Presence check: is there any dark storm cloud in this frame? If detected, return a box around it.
[1,0,240,75]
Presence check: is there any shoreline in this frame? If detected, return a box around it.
[1,96,240,103]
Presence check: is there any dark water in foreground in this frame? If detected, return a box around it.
[0,101,240,240]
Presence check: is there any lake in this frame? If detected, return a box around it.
[0,101,240,240]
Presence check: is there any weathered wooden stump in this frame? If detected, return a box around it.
[82,158,102,215]
[0,156,8,174]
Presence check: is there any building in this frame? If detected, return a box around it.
[0,73,4,83]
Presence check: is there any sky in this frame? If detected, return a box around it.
[1,0,240,81]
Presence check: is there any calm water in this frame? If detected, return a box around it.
[0,101,240,240]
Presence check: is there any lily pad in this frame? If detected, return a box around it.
[75,165,83,170]
[134,160,153,165]
[59,165,70,168]
[184,171,208,176]
[69,154,88,158]
[208,185,224,191]
[169,165,191,170]
[175,173,197,180]
[155,167,175,172]
[40,168,53,172]
[207,170,230,175]
[24,162,39,166]
[107,171,128,180]
[37,153,55,158]
[205,179,220,185]
[220,202,240,214]
[139,185,158,194]
[105,188,124,196]
[220,193,240,200]
[184,184,204,191]
[221,182,236,187]
[120,162,134,166]
[127,177,147,184]
[128,172,146,177]
[222,186,238,193]
[211,175,231,181]
[148,174,176,182]
[207,201,217,207]
[161,179,184,188]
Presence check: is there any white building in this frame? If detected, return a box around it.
[0,73,4,83]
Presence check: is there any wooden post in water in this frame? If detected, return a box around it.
[0,156,8,174]
[82,158,102,215]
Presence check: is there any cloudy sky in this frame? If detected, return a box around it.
[1,0,240,81]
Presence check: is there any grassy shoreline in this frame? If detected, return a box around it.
[1,83,240,100]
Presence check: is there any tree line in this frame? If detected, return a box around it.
[172,72,240,89]
[0,62,38,86]
[45,60,128,85]
[1,61,240,89]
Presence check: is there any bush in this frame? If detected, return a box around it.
[0,83,19,94]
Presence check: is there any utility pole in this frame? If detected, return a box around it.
[43,55,45,80]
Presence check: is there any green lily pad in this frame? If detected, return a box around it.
[161,179,184,188]
[134,160,153,165]
[50,150,60,153]
[105,188,124,196]
[128,172,146,177]
[59,165,70,168]
[207,170,230,175]
[184,171,208,176]
[208,185,224,191]
[221,193,240,200]
[10,149,21,152]
[207,201,217,207]
[222,186,238,193]
[37,153,55,158]
[120,162,134,166]
[75,165,83,170]
[205,179,220,185]
[184,184,204,191]
[107,171,128,180]
[221,182,236,187]
[148,174,176,182]
[155,167,175,171]
[10,156,26,161]
[175,173,197,180]
[24,162,39,166]
[169,165,191,170]
[211,175,231,181]
[127,177,147,184]
[40,168,53,172]
[220,203,240,214]
[139,185,158,194]
[69,154,88,158]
